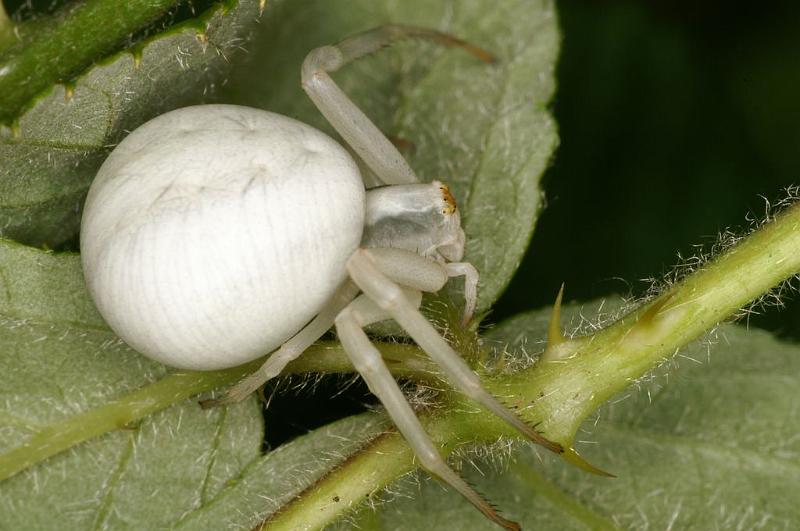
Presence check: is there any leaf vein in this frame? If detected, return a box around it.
[91,429,137,531]
[602,423,800,474]
[198,406,228,505]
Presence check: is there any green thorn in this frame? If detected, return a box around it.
[562,447,615,478]
[547,283,566,347]
[540,284,570,363]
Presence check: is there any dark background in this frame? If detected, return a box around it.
[495,1,800,339]
[8,0,799,444]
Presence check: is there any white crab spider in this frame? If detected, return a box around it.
[80,26,560,530]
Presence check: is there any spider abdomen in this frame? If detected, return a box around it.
[81,104,365,370]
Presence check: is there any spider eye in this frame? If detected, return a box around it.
[438,183,457,215]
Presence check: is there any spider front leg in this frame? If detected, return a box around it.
[302,25,494,186]
[347,248,563,454]
[334,291,520,531]
[445,261,479,325]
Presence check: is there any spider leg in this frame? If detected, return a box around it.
[302,25,494,186]
[368,247,477,325]
[444,261,479,325]
[203,249,450,408]
[347,248,563,455]
[201,281,360,408]
[334,296,520,531]
[366,247,448,290]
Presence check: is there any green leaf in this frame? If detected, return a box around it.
[227,0,560,310]
[0,0,261,247]
[0,238,103,327]
[355,303,800,529]
[0,0,184,122]
[173,413,391,530]
[0,238,265,528]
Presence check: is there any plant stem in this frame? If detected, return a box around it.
[501,201,800,444]
[0,359,256,481]
[0,341,427,481]
[261,411,475,531]
[262,431,415,531]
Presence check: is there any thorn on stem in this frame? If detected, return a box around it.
[638,292,675,327]
[547,283,566,347]
[540,283,573,363]
[562,447,616,478]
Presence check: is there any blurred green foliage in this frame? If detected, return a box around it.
[495,1,800,340]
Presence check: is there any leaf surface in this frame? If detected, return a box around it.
[173,413,391,530]
[0,239,265,529]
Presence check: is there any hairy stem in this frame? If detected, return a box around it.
[505,201,800,443]
[0,341,428,481]
[261,410,482,531]
[261,431,415,531]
